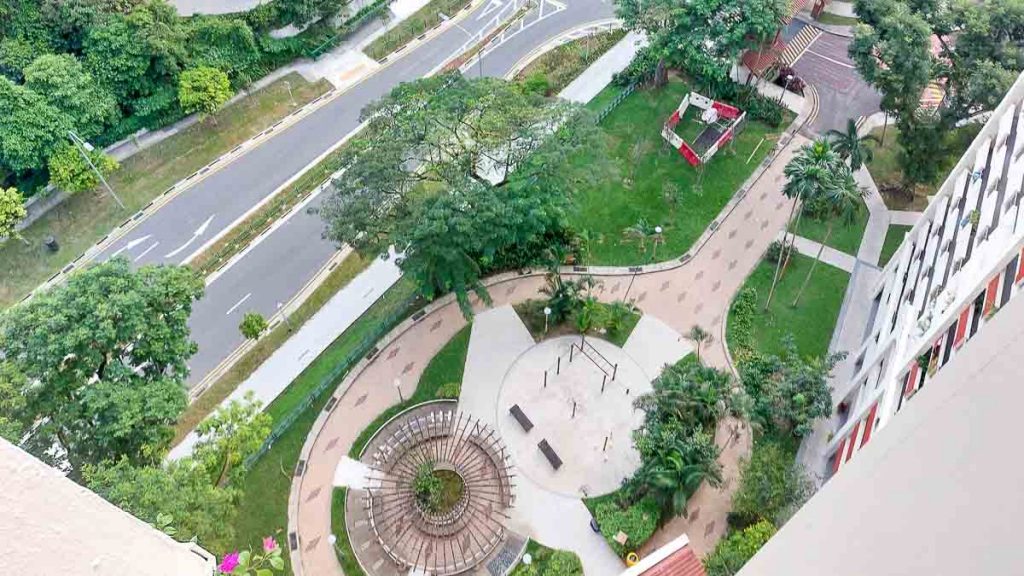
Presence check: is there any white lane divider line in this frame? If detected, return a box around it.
[478,0,504,19]
[109,235,153,258]
[225,292,252,316]
[134,242,160,262]
[165,214,216,260]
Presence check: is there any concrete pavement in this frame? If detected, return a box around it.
[80,0,614,387]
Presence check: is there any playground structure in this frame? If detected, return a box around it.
[661,91,747,167]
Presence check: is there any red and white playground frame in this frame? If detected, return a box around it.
[661,92,746,167]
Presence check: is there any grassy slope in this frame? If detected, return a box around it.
[514,29,627,93]
[791,198,870,256]
[570,78,787,265]
[0,73,331,308]
[364,0,474,60]
[729,253,850,359]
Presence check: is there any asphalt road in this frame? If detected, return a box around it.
[96,0,615,386]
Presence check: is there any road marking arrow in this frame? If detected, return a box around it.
[109,235,153,258]
[165,215,215,260]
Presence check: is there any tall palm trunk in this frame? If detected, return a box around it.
[781,207,804,276]
[792,222,833,307]
[765,197,799,309]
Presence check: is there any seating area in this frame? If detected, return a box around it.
[510,404,534,432]
[538,439,563,470]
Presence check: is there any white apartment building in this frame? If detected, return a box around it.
[823,71,1024,477]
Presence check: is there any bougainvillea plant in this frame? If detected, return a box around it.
[219,537,284,575]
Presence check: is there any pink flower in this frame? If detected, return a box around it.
[219,551,240,573]
[262,536,278,553]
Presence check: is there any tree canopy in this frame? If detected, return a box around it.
[0,186,27,241]
[319,73,604,314]
[178,65,232,118]
[616,0,787,83]
[0,258,203,473]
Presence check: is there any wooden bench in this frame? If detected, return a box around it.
[509,404,534,432]
[538,439,562,470]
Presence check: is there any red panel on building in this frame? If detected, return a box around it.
[844,422,861,462]
[983,275,1000,315]
[860,403,879,448]
[832,439,846,474]
[953,307,970,348]
[1017,246,1024,283]
[904,362,919,397]
[638,544,706,576]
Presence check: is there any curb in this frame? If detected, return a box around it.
[502,18,623,80]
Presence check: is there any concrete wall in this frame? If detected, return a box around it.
[0,439,215,576]
[738,285,1024,576]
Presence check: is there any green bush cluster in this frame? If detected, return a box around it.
[726,287,757,361]
[703,520,776,576]
[434,381,461,399]
[510,544,583,576]
[595,496,660,556]
[730,440,811,528]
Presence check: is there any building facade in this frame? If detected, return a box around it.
[821,71,1024,477]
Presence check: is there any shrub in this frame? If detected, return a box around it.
[595,496,660,556]
[703,520,776,576]
[47,144,120,194]
[522,71,551,96]
[544,550,583,576]
[763,240,787,265]
[727,288,757,360]
[730,440,811,528]
[435,381,461,399]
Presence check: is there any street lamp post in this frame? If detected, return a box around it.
[778,75,794,105]
[543,306,552,334]
[277,301,294,332]
[283,80,296,107]
[652,226,663,261]
[394,378,404,402]
[68,131,125,210]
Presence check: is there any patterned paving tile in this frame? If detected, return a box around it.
[305,486,322,502]
[324,437,339,453]
[704,520,716,538]
[677,292,687,302]
[305,536,321,552]
[402,361,415,374]
[354,393,368,407]
[386,347,400,360]
[429,319,442,332]
[712,280,721,292]
[745,239,754,250]
[660,281,671,292]
[728,259,737,270]
[637,291,647,303]
[728,229,737,239]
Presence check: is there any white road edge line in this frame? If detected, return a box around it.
[225,293,252,316]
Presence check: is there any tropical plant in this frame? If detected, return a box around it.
[605,300,637,336]
[192,392,271,487]
[686,324,713,362]
[178,66,232,122]
[574,296,607,334]
[47,143,119,194]
[544,550,583,576]
[730,440,811,527]
[622,218,657,252]
[634,360,746,433]
[413,462,443,512]
[765,139,848,308]
[634,431,723,516]
[826,117,880,171]
[595,496,661,556]
[540,273,595,324]
[218,536,285,575]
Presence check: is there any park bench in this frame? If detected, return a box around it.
[509,404,534,432]
[538,439,562,470]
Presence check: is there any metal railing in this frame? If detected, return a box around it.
[242,295,420,470]
[595,81,639,124]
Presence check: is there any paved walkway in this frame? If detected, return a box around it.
[559,31,648,104]
[289,128,810,575]
[787,234,858,273]
[890,211,921,226]
[168,256,401,459]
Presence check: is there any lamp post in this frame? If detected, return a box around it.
[543,306,552,334]
[283,80,296,107]
[652,226,663,261]
[68,131,124,210]
[778,74,794,105]
[277,301,294,332]
[394,378,404,402]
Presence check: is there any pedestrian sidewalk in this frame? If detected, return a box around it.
[855,165,889,266]
[168,256,402,459]
[785,233,858,272]
[559,31,648,104]
[890,210,922,226]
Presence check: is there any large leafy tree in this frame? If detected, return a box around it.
[633,430,722,515]
[0,362,28,443]
[192,392,272,487]
[0,258,203,474]
[23,53,120,139]
[178,65,232,120]
[0,76,71,173]
[47,142,120,193]
[0,186,27,243]
[616,0,786,84]
[319,73,603,314]
[85,457,240,552]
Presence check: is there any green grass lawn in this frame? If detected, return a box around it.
[878,224,912,267]
[815,12,859,25]
[0,73,331,309]
[348,323,472,458]
[330,488,365,576]
[790,198,869,256]
[228,278,419,569]
[515,29,626,94]
[728,253,850,360]
[865,123,981,211]
[570,78,788,265]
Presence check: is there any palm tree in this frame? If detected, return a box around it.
[622,218,656,253]
[826,118,880,171]
[685,324,712,362]
[791,168,864,307]
[765,140,844,309]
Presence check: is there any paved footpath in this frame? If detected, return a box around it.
[288,131,809,575]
